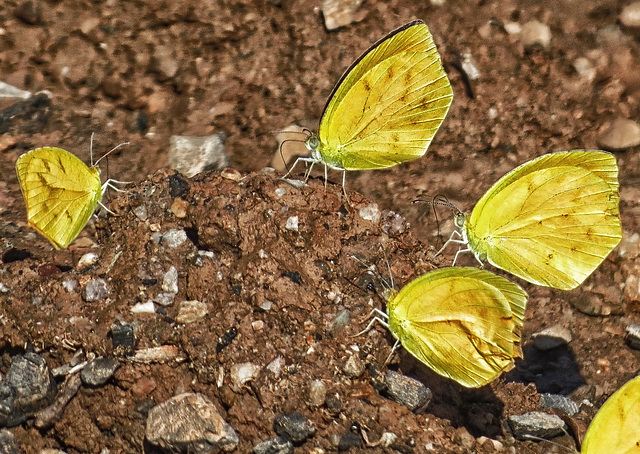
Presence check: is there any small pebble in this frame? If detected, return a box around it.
[154,292,175,306]
[162,266,179,294]
[308,379,327,407]
[146,393,238,453]
[133,205,148,221]
[273,412,316,443]
[621,2,640,28]
[77,252,99,269]
[162,229,188,248]
[169,199,188,218]
[625,324,640,350]
[267,356,284,378]
[453,426,475,449]
[285,216,299,232]
[132,346,185,363]
[83,278,109,302]
[230,362,261,391]
[532,325,572,350]
[359,204,381,223]
[540,393,579,416]
[81,357,120,386]
[275,187,287,198]
[520,20,551,48]
[14,0,43,25]
[342,355,365,378]
[111,321,135,356]
[0,429,19,454]
[508,411,566,440]
[253,436,293,454]
[330,309,351,331]
[597,118,640,151]
[0,81,32,99]
[130,301,156,314]
[260,300,273,311]
[176,300,208,324]
[168,134,228,177]
[383,370,432,412]
[321,0,364,30]
[338,431,362,450]
[62,279,77,292]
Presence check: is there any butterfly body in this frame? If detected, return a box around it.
[385,267,527,388]
[295,20,453,183]
[16,146,104,249]
[444,151,622,290]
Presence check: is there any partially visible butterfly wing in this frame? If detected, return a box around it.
[466,151,621,290]
[387,267,527,388]
[318,21,453,170]
[16,147,103,249]
[581,375,640,454]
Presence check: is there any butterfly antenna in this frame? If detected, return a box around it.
[93,141,130,167]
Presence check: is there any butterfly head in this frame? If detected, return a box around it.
[304,133,322,162]
[454,211,467,230]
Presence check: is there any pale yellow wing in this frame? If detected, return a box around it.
[15,147,103,249]
[316,20,453,170]
[581,375,640,453]
[465,151,621,290]
[386,267,527,388]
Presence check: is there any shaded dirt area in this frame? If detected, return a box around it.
[1,0,640,452]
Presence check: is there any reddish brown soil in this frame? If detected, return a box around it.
[1,0,639,452]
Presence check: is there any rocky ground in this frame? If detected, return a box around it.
[1,0,640,452]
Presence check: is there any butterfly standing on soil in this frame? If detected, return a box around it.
[360,266,527,388]
[283,19,454,196]
[15,140,129,249]
[436,150,622,290]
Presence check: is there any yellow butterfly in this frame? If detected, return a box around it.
[364,267,527,388]
[439,151,622,290]
[580,374,640,453]
[15,145,126,249]
[287,20,453,190]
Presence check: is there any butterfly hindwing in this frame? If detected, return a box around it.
[16,147,103,249]
[315,20,453,171]
[464,151,622,290]
[386,267,527,388]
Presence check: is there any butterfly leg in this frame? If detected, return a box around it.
[384,339,401,365]
[436,230,465,256]
[353,308,389,337]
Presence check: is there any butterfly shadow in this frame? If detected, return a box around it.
[505,343,585,395]
[390,352,507,438]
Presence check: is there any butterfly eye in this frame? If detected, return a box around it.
[304,134,320,152]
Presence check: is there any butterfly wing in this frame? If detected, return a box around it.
[317,20,453,170]
[16,147,103,249]
[386,267,527,388]
[465,151,622,290]
[581,375,640,454]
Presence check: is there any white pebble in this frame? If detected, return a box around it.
[77,252,99,269]
[520,20,551,48]
[162,229,187,248]
[285,216,299,232]
[621,2,640,27]
[130,301,156,313]
[266,356,284,378]
[230,362,261,391]
[162,266,179,294]
[359,204,381,223]
[275,187,287,197]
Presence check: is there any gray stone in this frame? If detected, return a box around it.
[0,353,57,427]
[81,357,120,386]
[253,436,293,454]
[338,431,362,450]
[342,355,365,378]
[383,370,432,412]
[508,411,566,440]
[83,278,109,302]
[168,134,228,178]
[273,412,316,443]
[307,379,326,408]
[162,266,179,294]
[540,393,579,416]
[162,229,188,249]
[625,324,640,350]
[146,393,238,453]
[0,429,20,454]
[111,321,135,357]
